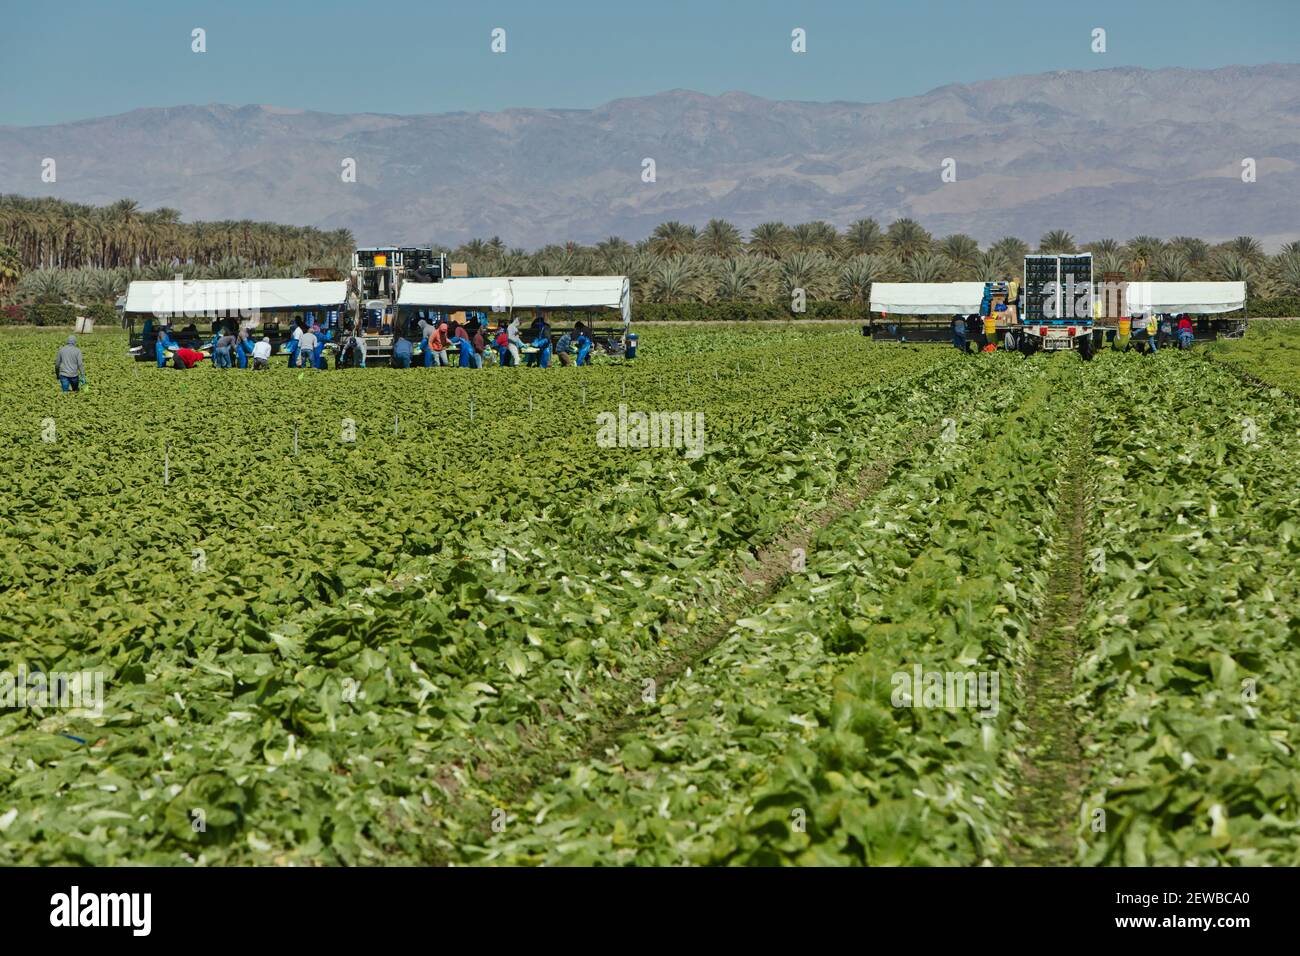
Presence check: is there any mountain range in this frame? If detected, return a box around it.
[2,64,1298,249]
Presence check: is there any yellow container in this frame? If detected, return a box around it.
[1118,318,1132,336]
[984,316,997,336]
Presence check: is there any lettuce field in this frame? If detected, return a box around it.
[1,322,1297,866]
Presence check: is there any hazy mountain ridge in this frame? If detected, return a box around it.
[2,64,1297,247]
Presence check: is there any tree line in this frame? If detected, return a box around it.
[4,199,1299,306]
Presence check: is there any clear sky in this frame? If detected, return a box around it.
[1,0,1296,126]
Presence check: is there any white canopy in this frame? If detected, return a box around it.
[1124,281,1246,315]
[398,276,631,323]
[124,278,347,317]
[869,282,988,315]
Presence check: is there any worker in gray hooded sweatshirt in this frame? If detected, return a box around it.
[55,335,86,393]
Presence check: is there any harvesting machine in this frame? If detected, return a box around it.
[865,253,1248,357]
[120,246,635,364]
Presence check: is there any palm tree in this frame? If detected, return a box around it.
[939,234,980,270]
[0,243,22,296]
[17,268,68,304]
[1094,250,1127,276]
[991,236,1030,264]
[844,218,885,256]
[904,252,950,283]
[712,257,772,301]
[1210,250,1256,286]
[1085,237,1120,256]
[886,219,932,261]
[649,221,699,258]
[648,256,709,303]
[777,252,835,302]
[972,250,1011,281]
[1150,250,1192,282]
[698,219,743,258]
[789,221,840,256]
[1038,230,1077,254]
[1124,236,1165,276]
[837,254,892,304]
[1225,235,1265,264]
[595,236,633,265]
[1271,253,1300,297]
[748,222,790,259]
[1168,236,1210,267]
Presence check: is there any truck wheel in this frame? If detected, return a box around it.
[1080,335,1096,361]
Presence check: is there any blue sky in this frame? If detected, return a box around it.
[1,0,1295,125]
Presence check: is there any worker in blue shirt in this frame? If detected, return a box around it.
[574,323,593,366]
[951,314,968,352]
[531,328,552,368]
[392,336,414,368]
[554,330,574,366]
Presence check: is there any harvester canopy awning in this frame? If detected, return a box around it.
[869,282,988,315]
[124,279,347,317]
[398,276,631,323]
[1123,282,1246,315]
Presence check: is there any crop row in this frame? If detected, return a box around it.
[1072,353,1300,865]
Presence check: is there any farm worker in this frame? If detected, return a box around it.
[1158,315,1173,350]
[215,333,236,369]
[470,325,485,368]
[950,315,967,351]
[574,324,593,366]
[554,330,574,366]
[352,333,368,369]
[415,320,432,367]
[1177,315,1195,350]
[392,336,414,368]
[55,336,86,393]
[525,313,552,367]
[236,327,255,368]
[429,321,450,367]
[285,321,304,366]
[154,331,170,368]
[531,329,552,368]
[297,327,318,368]
[252,337,272,370]
[453,322,475,368]
[1145,315,1159,353]
[506,317,525,367]
[310,325,327,368]
[173,347,207,369]
[494,326,511,366]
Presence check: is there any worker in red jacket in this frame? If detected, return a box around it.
[173,347,208,369]
[1176,314,1195,350]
